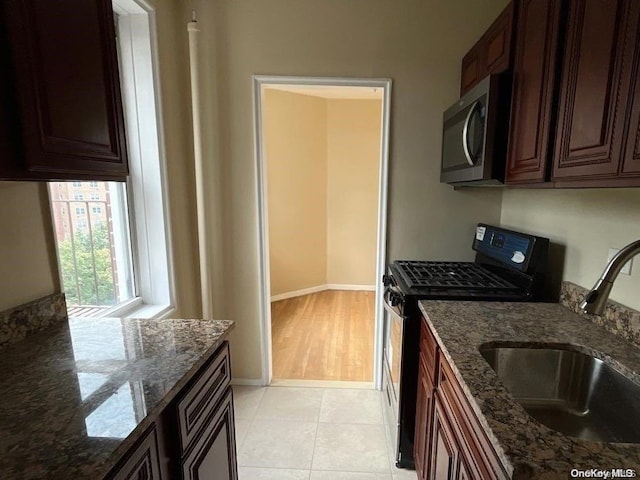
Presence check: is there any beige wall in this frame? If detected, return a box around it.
[0,183,58,311]
[265,92,381,296]
[501,188,640,311]
[187,0,507,379]
[327,99,381,286]
[264,89,328,296]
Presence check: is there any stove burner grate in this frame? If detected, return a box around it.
[395,261,518,290]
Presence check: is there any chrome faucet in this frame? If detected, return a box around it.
[580,239,640,315]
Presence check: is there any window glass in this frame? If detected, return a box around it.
[48,182,136,316]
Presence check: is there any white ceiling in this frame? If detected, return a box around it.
[265,84,383,100]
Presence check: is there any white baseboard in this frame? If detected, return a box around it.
[231,378,266,386]
[270,283,376,302]
[271,379,375,389]
[270,285,326,302]
[326,284,376,291]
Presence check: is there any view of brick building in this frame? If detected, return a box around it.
[49,181,111,243]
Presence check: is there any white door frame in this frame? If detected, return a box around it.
[252,75,392,389]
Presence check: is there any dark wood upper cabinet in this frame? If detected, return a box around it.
[552,0,639,181]
[1,0,128,181]
[461,42,484,97]
[484,2,514,74]
[460,2,514,97]
[505,0,563,184]
[620,3,640,177]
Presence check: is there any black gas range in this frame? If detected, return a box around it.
[382,224,550,469]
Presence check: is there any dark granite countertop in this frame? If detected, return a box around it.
[418,300,640,479]
[0,316,234,479]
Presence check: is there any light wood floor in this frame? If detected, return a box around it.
[271,290,375,382]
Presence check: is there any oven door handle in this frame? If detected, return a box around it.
[383,286,405,319]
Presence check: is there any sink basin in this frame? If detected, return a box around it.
[479,345,640,443]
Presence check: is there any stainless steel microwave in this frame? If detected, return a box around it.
[440,75,509,186]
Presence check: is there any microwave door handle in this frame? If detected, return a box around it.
[462,100,480,166]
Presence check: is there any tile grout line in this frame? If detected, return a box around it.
[308,387,325,476]
[233,386,267,458]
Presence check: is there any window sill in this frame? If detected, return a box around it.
[124,303,175,320]
[67,302,175,321]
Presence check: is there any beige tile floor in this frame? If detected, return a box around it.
[233,386,418,480]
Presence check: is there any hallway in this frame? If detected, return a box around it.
[271,290,375,382]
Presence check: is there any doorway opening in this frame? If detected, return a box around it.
[253,76,391,389]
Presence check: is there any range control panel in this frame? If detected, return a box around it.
[472,224,538,272]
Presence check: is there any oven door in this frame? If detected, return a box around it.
[382,282,406,463]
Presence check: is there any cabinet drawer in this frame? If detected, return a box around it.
[420,317,438,385]
[178,341,231,454]
[107,425,162,480]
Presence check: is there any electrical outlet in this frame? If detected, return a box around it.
[607,248,633,275]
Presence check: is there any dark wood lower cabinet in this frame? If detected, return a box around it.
[108,426,164,480]
[106,341,238,480]
[416,317,507,480]
[182,388,237,480]
[414,356,433,479]
[429,395,458,480]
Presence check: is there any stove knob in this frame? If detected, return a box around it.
[382,274,393,287]
[390,292,401,307]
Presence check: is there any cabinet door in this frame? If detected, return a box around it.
[484,2,514,75]
[429,395,458,480]
[182,388,238,480]
[621,3,640,176]
[4,0,128,179]
[108,426,163,480]
[460,41,485,97]
[177,342,231,454]
[460,3,514,97]
[552,0,637,180]
[455,456,472,480]
[414,357,433,480]
[505,0,563,184]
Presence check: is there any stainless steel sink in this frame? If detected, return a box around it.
[479,345,640,443]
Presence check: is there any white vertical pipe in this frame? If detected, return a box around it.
[188,16,212,319]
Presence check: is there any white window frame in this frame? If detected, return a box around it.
[106,0,175,320]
